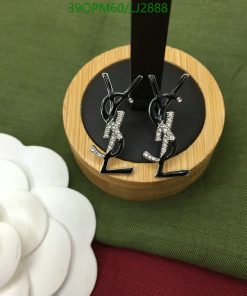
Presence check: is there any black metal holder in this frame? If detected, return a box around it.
[63,0,224,199]
[82,0,205,177]
[131,0,172,110]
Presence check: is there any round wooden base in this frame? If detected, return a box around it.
[63,45,225,201]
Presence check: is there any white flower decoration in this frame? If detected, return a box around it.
[0,134,97,296]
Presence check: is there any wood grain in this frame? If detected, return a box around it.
[63,45,225,201]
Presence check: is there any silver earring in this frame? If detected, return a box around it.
[91,72,143,174]
[143,74,190,177]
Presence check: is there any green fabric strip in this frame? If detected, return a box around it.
[0,0,247,279]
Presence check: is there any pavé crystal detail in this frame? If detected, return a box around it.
[143,151,160,163]
[90,146,105,158]
[143,111,175,162]
[156,112,175,158]
[103,111,125,153]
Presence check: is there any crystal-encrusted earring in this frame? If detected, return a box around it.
[90,72,143,174]
[143,74,190,177]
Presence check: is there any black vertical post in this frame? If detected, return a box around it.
[131,0,172,110]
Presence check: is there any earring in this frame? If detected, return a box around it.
[90,72,143,174]
[143,74,190,177]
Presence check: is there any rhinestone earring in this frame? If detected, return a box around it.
[90,72,143,174]
[143,74,190,177]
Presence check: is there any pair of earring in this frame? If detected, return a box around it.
[90,72,190,178]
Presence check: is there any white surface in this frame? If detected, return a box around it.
[0,134,69,190]
[0,133,97,295]
[32,187,97,296]
[0,190,48,257]
[0,160,29,190]
[0,265,29,296]
[20,146,69,189]
[25,219,72,296]
[0,134,24,161]
[0,223,21,288]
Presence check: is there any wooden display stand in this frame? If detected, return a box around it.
[63,45,225,201]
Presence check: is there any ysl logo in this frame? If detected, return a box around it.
[143,74,190,178]
[144,111,175,163]
[103,111,125,154]
[91,110,133,174]
[90,73,143,174]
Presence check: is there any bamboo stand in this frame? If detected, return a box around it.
[63,45,225,201]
